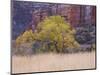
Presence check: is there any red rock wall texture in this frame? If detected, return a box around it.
[28,4,96,31]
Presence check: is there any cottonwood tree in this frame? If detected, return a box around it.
[35,16,80,53]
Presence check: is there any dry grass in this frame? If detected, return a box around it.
[12,51,95,74]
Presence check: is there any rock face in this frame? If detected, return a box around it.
[12,1,96,40]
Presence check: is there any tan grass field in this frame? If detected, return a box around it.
[12,51,96,73]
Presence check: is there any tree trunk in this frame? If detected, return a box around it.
[54,41,59,53]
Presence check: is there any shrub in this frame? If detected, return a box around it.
[75,25,96,44]
[14,43,33,56]
[32,40,51,54]
[16,30,35,46]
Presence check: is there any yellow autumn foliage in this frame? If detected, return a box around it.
[15,15,80,53]
[36,16,80,49]
[16,29,35,46]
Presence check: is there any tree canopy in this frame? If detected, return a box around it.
[35,16,80,52]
